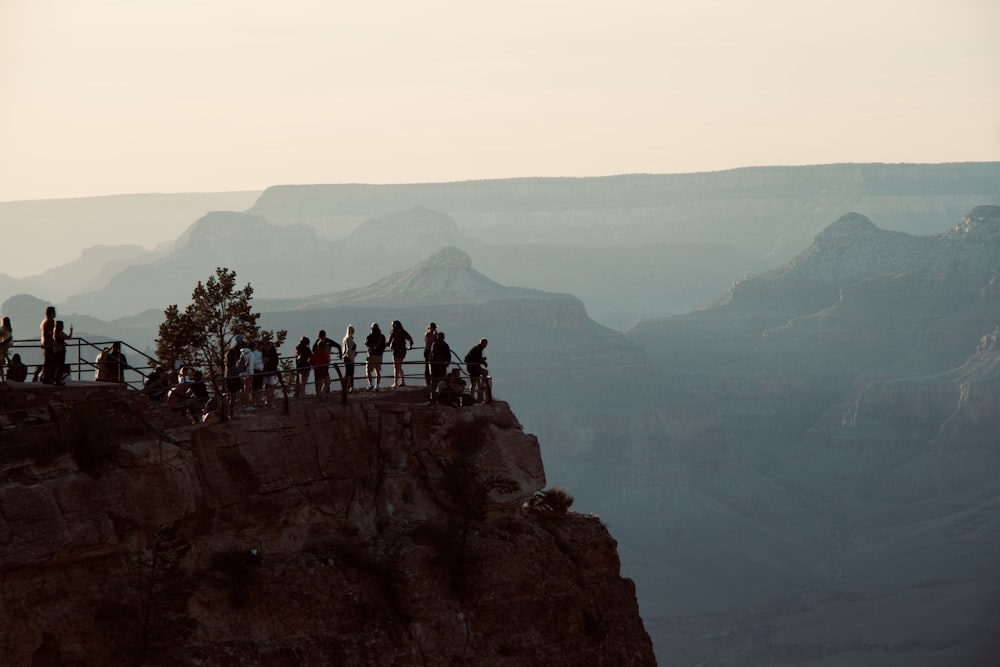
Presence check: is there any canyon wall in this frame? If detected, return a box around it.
[0,387,654,666]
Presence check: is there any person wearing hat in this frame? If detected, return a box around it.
[364,322,387,391]
[423,322,438,386]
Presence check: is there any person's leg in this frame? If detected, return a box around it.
[242,376,253,407]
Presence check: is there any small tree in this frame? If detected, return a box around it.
[155,267,286,390]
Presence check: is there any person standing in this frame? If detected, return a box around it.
[294,336,312,397]
[364,323,387,391]
[239,341,256,407]
[52,320,74,385]
[251,340,265,407]
[387,320,414,388]
[428,331,451,400]
[310,331,333,397]
[225,335,247,410]
[422,322,437,386]
[260,339,280,407]
[39,306,57,384]
[0,316,12,381]
[464,338,489,402]
[109,342,129,384]
[342,324,357,393]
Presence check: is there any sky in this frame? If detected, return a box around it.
[1,0,999,204]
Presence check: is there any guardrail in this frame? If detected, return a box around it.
[3,339,491,411]
[5,336,158,389]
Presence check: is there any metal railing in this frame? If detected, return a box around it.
[5,336,157,389]
[3,338,492,411]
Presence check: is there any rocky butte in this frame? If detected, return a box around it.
[0,384,655,666]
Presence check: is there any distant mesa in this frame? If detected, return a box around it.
[298,246,550,308]
[347,207,459,239]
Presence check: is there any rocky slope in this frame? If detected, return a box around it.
[0,385,654,666]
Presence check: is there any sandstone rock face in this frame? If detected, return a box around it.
[607,211,1000,664]
[0,393,655,666]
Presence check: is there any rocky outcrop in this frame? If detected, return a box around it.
[0,390,654,666]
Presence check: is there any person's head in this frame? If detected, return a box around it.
[346,324,354,337]
[112,342,121,352]
[391,320,401,330]
[318,329,326,339]
[11,353,21,364]
[1,316,10,329]
[45,306,56,319]
[437,332,445,340]
[299,335,310,347]
[55,320,64,331]
[480,338,488,349]
[427,322,436,331]
[371,322,380,331]
[193,370,203,381]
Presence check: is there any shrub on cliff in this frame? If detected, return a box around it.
[525,487,575,516]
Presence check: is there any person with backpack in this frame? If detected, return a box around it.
[310,330,339,398]
[294,336,312,397]
[428,331,451,401]
[464,338,488,403]
[364,322,387,392]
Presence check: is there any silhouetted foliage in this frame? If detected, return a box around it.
[155,267,286,388]
[525,487,574,517]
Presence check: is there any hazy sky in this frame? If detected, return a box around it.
[1,0,998,203]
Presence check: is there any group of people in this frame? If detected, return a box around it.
[0,308,130,385]
[223,335,281,410]
[287,320,492,404]
[142,363,212,422]
[0,307,495,412]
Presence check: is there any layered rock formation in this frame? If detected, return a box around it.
[0,386,654,666]
[610,207,1000,663]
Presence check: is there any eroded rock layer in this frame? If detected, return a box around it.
[0,392,654,666]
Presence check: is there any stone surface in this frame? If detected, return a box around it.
[0,390,654,666]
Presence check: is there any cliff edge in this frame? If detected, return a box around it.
[0,387,655,666]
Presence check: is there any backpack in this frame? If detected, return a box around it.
[233,353,250,375]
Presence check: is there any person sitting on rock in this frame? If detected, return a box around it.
[434,367,466,408]
[143,365,170,401]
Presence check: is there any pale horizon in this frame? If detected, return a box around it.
[2,0,998,204]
